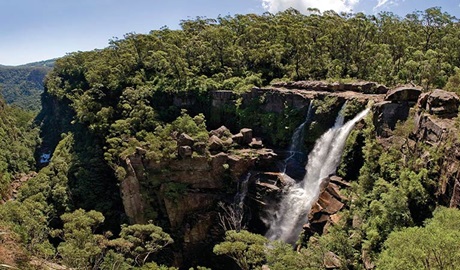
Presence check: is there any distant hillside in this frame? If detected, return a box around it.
[0,59,55,111]
[20,59,56,68]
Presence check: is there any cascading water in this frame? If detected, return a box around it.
[233,172,251,231]
[265,105,370,244]
[282,102,315,179]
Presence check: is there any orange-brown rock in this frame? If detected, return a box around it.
[308,175,348,235]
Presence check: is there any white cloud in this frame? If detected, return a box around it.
[261,0,360,14]
[374,0,390,10]
[373,0,404,11]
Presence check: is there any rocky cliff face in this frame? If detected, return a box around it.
[117,81,460,268]
[119,125,276,267]
[118,81,394,266]
[414,89,460,207]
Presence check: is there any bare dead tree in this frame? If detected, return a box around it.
[217,201,246,232]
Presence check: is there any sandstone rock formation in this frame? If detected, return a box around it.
[308,175,349,235]
[419,89,460,118]
[119,126,276,267]
[272,80,388,94]
[413,89,460,208]
[384,85,422,103]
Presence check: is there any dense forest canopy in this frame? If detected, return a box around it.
[50,7,460,96]
[1,7,460,270]
[44,7,460,170]
[0,59,54,110]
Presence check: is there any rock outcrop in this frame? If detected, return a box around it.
[272,80,388,94]
[118,81,460,268]
[308,175,349,235]
[415,89,459,143]
[413,89,460,208]
[373,101,410,137]
[384,85,422,103]
[119,126,276,267]
[418,89,460,118]
[373,85,423,137]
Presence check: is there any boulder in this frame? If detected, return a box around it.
[426,89,460,118]
[326,182,346,201]
[178,133,195,146]
[329,175,351,188]
[330,213,341,225]
[240,128,253,144]
[192,142,207,155]
[232,133,244,145]
[178,146,193,158]
[210,125,231,139]
[353,81,388,94]
[385,85,422,102]
[249,137,264,149]
[223,137,233,147]
[317,190,345,215]
[208,135,224,152]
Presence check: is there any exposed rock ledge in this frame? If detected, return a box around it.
[271,80,388,94]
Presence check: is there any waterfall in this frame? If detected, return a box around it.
[282,102,315,179]
[265,105,370,244]
[233,172,251,231]
[235,172,251,209]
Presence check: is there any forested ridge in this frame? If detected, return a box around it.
[1,7,460,270]
[0,59,54,111]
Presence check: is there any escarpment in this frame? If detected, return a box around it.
[35,79,460,269]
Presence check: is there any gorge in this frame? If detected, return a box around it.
[2,8,460,268]
[2,75,460,269]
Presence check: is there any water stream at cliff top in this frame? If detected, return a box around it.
[265,105,370,244]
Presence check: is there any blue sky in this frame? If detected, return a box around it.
[0,0,459,65]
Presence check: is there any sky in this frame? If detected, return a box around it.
[1,0,459,66]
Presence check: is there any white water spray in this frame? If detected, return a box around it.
[265,106,370,244]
